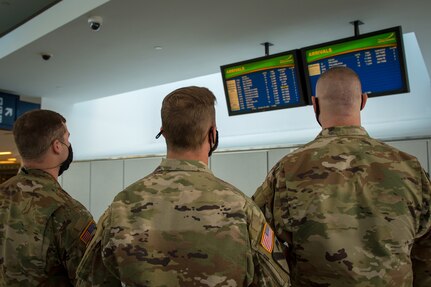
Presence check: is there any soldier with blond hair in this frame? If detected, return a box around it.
[77,86,291,286]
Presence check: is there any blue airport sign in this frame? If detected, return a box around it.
[17,101,41,118]
[0,92,18,130]
[0,92,40,131]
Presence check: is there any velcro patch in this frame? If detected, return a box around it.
[260,223,274,253]
[80,220,96,245]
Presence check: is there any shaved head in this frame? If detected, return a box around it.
[316,66,363,116]
[314,67,366,127]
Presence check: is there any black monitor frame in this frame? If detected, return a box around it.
[300,26,409,103]
[220,49,307,116]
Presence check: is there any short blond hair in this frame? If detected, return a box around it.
[161,86,216,151]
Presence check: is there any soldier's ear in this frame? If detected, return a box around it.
[360,93,368,111]
[51,139,62,154]
[311,96,317,113]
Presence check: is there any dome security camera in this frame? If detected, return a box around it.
[41,53,52,61]
[88,16,103,31]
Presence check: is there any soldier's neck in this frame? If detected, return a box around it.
[167,148,209,166]
[22,159,60,180]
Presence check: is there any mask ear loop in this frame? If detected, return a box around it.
[208,127,214,145]
[208,128,218,157]
[155,130,163,139]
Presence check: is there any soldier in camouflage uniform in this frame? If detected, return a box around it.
[76,86,290,286]
[0,110,96,286]
[253,67,431,286]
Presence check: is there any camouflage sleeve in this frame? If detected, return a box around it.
[49,202,96,285]
[253,164,278,226]
[411,169,431,287]
[253,162,289,243]
[245,200,291,287]
[76,208,121,287]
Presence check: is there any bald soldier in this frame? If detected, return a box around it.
[253,67,431,286]
[77,86,290,286]
[0,110,95,286]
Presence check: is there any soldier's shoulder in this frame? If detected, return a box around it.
[51,196,93,225]
[366,138,423,171]
[0,173,20,187]
[59,188,90,209]
[1,173,68,212]
[1,173,49,192]
[377,140,418,159]
[210,174,251,203]
[243,195,267,219]
[112,175,155,203]
[271,143,314,169]
[44,184,93,224]
[116,169,249,203]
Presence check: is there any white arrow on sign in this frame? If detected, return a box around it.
[5,108,13,117]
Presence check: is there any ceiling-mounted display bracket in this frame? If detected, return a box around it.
[260,42,274,56]
[350,20,364,37]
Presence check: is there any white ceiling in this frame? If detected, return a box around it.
[1,0,431,162]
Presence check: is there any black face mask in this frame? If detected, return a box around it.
[59,143,73,176]
[314,97,322,127]
[208,129,219,157]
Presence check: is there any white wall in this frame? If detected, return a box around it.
[43,33,431,161]
[90,159,124,220]
[211,151,268,197]
[61,139,430,220]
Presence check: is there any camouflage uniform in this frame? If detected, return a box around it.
[77,159,290,286]
[253,126,431,287]
[0,168,96,286]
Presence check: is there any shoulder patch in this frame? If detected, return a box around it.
[260,223,274,253]
[80,220,96,245]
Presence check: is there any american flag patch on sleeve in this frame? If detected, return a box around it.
[80,220,96,245]
[260,223,274,253]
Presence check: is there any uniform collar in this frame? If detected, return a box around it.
[159,158,211,174]
[19,167,58,182]
[317,126,369,138]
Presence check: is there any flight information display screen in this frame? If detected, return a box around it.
[220,50,306,116]
[302,26,409,99]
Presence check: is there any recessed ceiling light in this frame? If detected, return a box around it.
[154,46,163,51]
